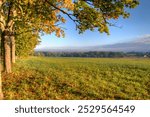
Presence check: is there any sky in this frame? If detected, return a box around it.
[36,0,150,49]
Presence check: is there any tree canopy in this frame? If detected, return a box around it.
[1,0,139,36]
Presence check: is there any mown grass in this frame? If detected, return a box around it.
[2,57,150,100]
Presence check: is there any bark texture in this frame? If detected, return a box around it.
[3,31,12,73]
[11,35,15,63]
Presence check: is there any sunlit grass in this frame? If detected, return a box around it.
[2,57,150,100]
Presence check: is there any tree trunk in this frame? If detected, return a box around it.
[0,37,3,99]
[0,65,3,100]
[11,35,15,63]
[0,43,3,99]
[0,31,4,100]
[3,33,12,73]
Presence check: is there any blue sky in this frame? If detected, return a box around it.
[36,0,150,49]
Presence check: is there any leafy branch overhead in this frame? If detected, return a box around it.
[73,0,139,34]
[1,0,139,37]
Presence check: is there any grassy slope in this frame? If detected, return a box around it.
[2,57,150,100]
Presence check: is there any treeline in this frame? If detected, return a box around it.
[34,51,150,58]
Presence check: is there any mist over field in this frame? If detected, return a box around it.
[35,36,150,52]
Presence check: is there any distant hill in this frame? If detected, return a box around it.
[95,35,150,52]
[35,35,150,52]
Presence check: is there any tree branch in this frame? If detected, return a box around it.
[45,0,79,25]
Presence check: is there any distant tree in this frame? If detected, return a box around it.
[34,51,127,58]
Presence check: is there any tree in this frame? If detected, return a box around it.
[15,27,40,57]
[0,0,70,73]
[0,0,139,99]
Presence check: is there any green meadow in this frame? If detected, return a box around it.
[2,57,150,100]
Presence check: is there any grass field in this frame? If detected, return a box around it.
[2,57,150,100]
